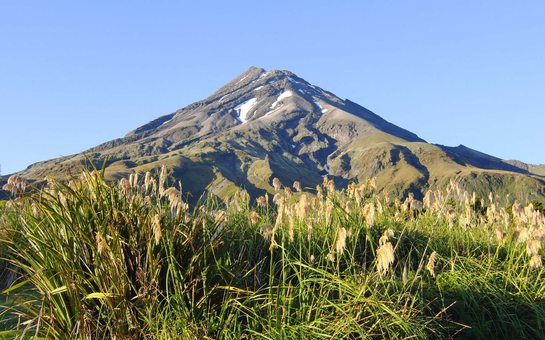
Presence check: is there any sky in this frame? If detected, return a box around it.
[1,1,544,175]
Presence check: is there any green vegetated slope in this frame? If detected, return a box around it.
[1,170,545,338]
[11,66,545,204]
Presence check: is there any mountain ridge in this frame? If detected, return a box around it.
[3,67,545,203]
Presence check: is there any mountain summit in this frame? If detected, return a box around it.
[11,67,545,201]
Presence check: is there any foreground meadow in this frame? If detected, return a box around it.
[1,168,545,339]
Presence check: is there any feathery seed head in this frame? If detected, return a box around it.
[3,175,27,196]
[423,190,435,210]
[261,224,274,241]
[379,228,395,246]
[284,187,293,198]
[307,219,314,241]
[288,215,295,242]
[256,195,267,207]
[531,228,545,242]
[297,194,308,219]
[327,179,335,195]
[158,165,167,195]
[144,171,151,190]
[410,199,423,212]
[316,186,323,201]
[363,203,376,226]
[526,239,541,256]
[516,227,530,243]
[96,232,109,256]
[378,235,389,246]
[334,227,348,255]
[249,211,260,224]
[347,183,357,198]
[426,251,439,278]
[129,172,139,188]
[151,214,162,245]
[368,177,377,190]
[345,201,353,215]
[272,177,282,191]
[354,188,362,205]
[274,206,284,230]
[273,193,283,206]
[530,255,543,269]
[119,178,131,196]
[383,228,395,239]
[495,226,506,245]
[376,242,395,276]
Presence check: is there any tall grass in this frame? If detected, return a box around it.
[1,171,544,338]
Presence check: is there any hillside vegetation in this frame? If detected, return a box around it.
[1,169,545,339]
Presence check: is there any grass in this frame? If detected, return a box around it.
[1,169,545,338]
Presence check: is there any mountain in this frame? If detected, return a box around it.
[504,160,545,177]
[6,67,545,202]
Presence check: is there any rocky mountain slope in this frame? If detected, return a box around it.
[7,67,545,202]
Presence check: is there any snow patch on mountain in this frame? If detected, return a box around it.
[314,100,328,113]
[288,76,301,84]
[234,98,258,123]
[271,91,293,109]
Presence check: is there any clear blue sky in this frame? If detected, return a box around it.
[1,1,544,175]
